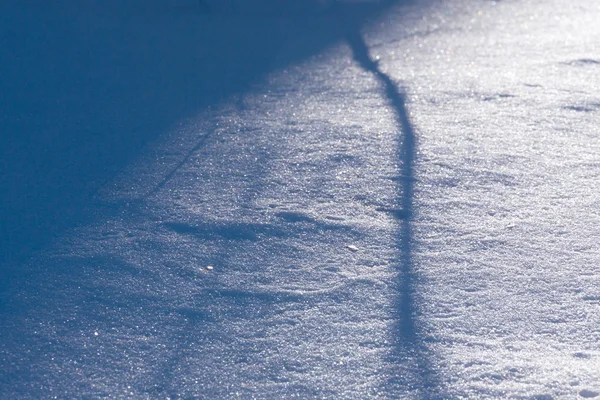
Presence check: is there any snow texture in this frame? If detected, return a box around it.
[1,0,600,398]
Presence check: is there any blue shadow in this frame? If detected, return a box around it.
[0,0,401,293]
[341,8,445,397]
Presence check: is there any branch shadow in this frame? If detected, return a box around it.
[0,0,401,295]
[341,8,444,397]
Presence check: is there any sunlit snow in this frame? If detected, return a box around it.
[1,0,599,398]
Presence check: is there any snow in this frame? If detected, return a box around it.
[1,0,600,398]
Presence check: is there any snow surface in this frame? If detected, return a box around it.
[1,0,600,398]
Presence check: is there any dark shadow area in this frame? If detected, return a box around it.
[0,253,214,397]
[0,0,403,294]
[341,11,444,397]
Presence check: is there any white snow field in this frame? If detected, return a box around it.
[1,0,599,398]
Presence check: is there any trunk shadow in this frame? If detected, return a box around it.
[341,8,445,397]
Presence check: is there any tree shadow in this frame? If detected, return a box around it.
[341,8,445,398]
[1,0,448,395]
[0,0,402,294]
